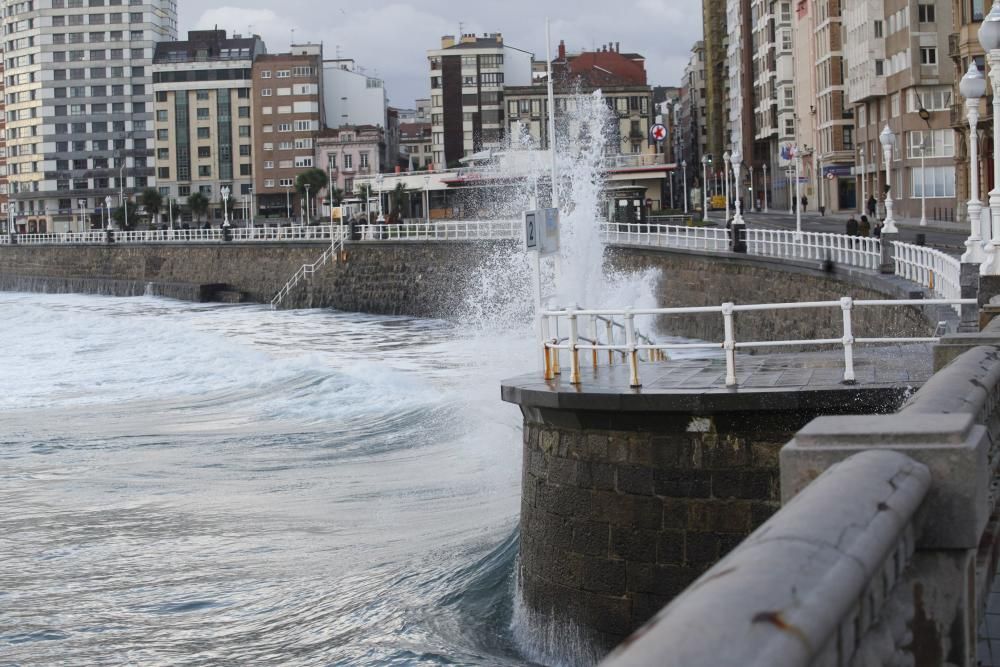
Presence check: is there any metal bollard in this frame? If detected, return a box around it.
[568,310,581,385]
[722,302,737,386]
[624,311,641,388]
[840,296,856,384]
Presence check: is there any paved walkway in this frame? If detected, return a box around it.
[503,346,933,413]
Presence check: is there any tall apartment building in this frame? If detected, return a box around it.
[750,0,796,210]
[427,33,532,167]
[2,0,177,233]
[702,0,729,164]
[251,44,323,219]
[845,0,888,217]
[151,29,264,223]
[790,0,818,207]
[726,0,754,170]
[678,41,707,180]
[400,121,431,170]
[0,59,8,226]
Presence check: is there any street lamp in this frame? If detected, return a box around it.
[285,183,291,221]
[249,186,255,229]
[762,162,768,212]
[748,164,754,212]
[917,139,927,226]
[794,147,803,239]
[723,150,731,221]
[104,195,113,231]
[423,175,430,225]
[77,198,85,234]
[701,155,711,220]
[304,183,311,225]
[681,160,688,214]
[981,2,1000,275]
[730,149,744,225]
[221,185,231,228]
[168,196,174,233]
[960,60,987,264]
[859,147,866,217]
[375,173,384,223]
[119,160,127,230]
[879,124,898,234]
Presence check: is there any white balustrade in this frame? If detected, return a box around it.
[892,241,963,305]
[541,297,975,390]
[746,228,881,271]
[599,222,730,251]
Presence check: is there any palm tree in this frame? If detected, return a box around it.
[139,188,162,226]
[389,182,409,222]
[187,192,209,224]
[295,168,329,222]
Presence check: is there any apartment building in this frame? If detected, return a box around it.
[726,0,754,170]
[949,0,987,224]
[427,32,532,167]
[251,44,323,219]
[400,121,432,170]
[702,0,729,164]
[2,0,176,233]
[678,41,707,182]
[314,124,383,204]
[789,0,818,207]
[750,0,796,210]
[0,59,7,227]
[151,29,264,223]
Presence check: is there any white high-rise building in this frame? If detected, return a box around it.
[2,0,177,232]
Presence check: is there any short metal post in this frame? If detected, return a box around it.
[722,302,737,386]
[590,315,599,368]
[550,314,561,375]
[841,296,856,384]
[541,315,554,380]
[624,311,641,388]
[568,310,581,385]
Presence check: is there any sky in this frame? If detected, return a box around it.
[183,0,704,108]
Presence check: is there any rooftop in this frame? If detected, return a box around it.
[153,29,265,64]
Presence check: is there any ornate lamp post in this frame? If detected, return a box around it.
[681,160,688,214]
[701,155,711,220]
[104,195,113,231]
[794,147,803,239]
[879,124,898,234]
[221,185,231,228]
[723,150,731,221]
[304,183,311,225]
[960,61,987,264]
[731,149,744,225]
[762,162,769,212]
[859,147,866,217]
[980,3,1000,275]
[423,175,430,224]
[375,173,385,223]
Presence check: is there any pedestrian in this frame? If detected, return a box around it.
[801,195,808,211]
[846,217,859,236]
[867,195,877,219]
[873,220,883,238]
[859,215,871,237]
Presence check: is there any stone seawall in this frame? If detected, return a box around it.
[607,245,943,341]
[0,241,515,317]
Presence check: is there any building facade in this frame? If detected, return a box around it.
[251,45,323,220]
[2,0,177,232]
[400,121,431,170]
[427,33,532,167]
[151,29,264,224]
[677,41,707,191]
[702,0,729,166]
[314,124,383,205]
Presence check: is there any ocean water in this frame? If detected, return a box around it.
[0,291,536,666]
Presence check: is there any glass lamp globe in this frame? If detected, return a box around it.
[980,2,1000,52]
[879,124,895,148]
[960,62,987,100]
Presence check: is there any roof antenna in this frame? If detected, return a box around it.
[458,20,464,36]
[290,28,295,47]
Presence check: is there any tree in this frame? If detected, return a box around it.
[389,182,409,222]
[111,201,134,229]
[327,185,345,207]
[187,192,209,223]
[139,188,162,224]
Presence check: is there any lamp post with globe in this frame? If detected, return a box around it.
[960,61,987,265]
[878,124,898,274]
[979,3,1000,275]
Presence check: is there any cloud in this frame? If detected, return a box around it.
[183,0,703,106]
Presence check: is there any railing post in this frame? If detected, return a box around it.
[606,317,615,366]
[722,302,737,387]
[568,309,581,385]
[590,314,599,368]
[841,296,857,384]
[624,311,641,388]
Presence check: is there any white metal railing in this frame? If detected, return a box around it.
[354,220,520,241]
[270,243,339,310]
[892,240,962,302]
[600,222,729,251]
[602,153,667,169]
[540,297,976,389]
[747,228,881,271]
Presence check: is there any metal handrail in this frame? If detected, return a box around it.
[540,297,976,389]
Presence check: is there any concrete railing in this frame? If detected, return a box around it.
[602,341,1000,666]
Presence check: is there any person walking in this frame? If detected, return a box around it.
[846,217,859,236]
[873,220,883,238]
[801,195,808,212]
[867,195,877,219]
[858,215,871,237]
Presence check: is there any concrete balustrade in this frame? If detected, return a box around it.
[601,338,1000,666]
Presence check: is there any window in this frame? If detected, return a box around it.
[197,146,210,158]
[917,3,935,22]
[359,152,368,168]
[874,20,883,37]
[198,165,211,177]
[907,129,956,158]
[260,88,271,96]
[920,47,937,66]
[237,106,249,118]
[292,66,313,76]
[156,109,168,121]
[264,179,275,187]
[264,160,273,169]
[238,125,250,137]
[260,70,271,79]
[195,90,209,100]
[276,69,290,78]
[293,156,312,167]
[196,107,210,119]
[293,120,313,131]
[239,144,250,156]
[911,166,955,197]
[277,123,292,132]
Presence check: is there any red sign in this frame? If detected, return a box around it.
[650,124,667,142]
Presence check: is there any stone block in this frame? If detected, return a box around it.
[610,526,658,563]
[782,413,988,549]
[571,519,611,557]
[684,531,719,565]
[548,457,577,486]
[661,497,689,531]
[630,592,672,627]
[537,483,593,519]
[653,469,712,498]
[578,461,615,491]
[656,530,685,565]
[581,556,627,596]
[617,465,654,496]
[626,562,695,598]
[712,470,776,501]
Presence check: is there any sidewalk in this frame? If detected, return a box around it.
[788,209,969,235]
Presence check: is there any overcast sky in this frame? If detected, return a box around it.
[183,0,703,108]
